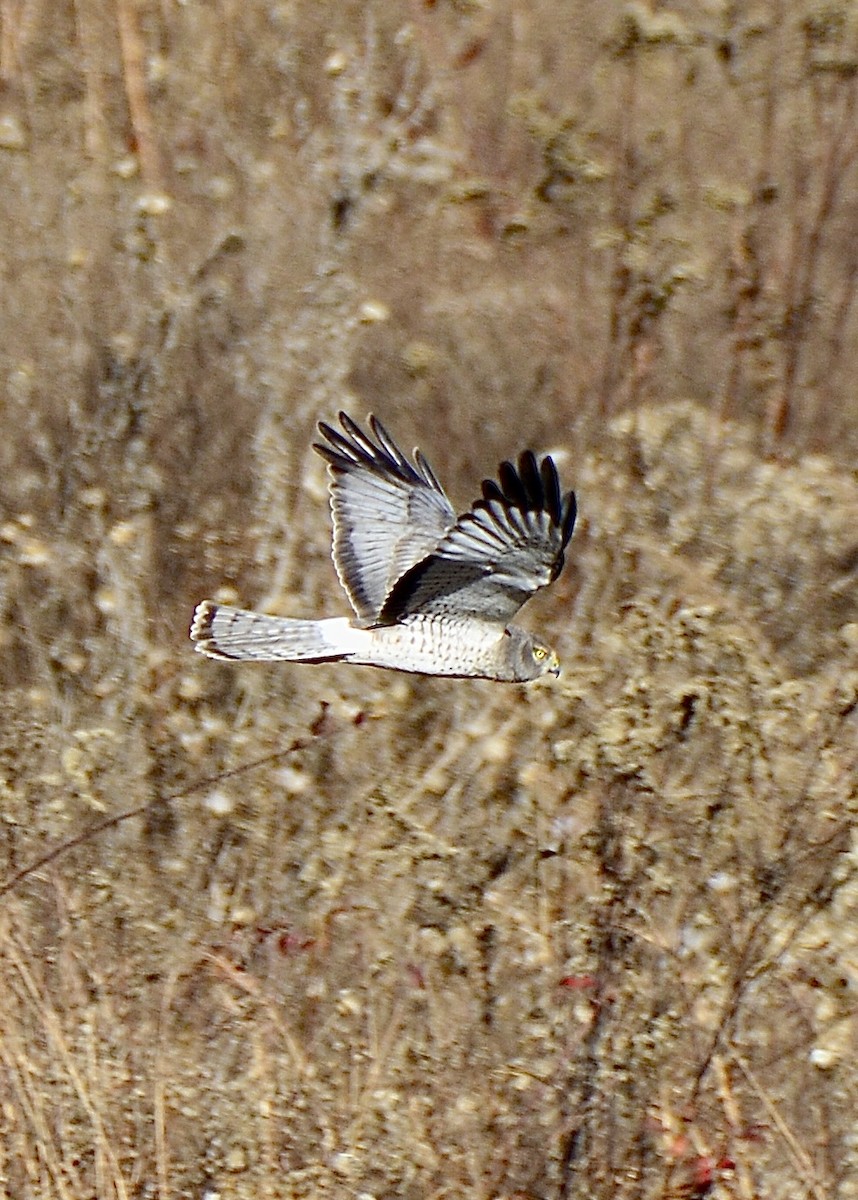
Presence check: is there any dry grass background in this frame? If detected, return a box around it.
[0,2,856,1198]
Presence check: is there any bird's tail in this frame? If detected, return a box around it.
[190,602,359,663]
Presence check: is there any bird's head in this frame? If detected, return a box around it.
[503,627,561,681]
[531,641,561,678]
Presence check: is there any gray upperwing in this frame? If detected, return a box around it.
[314,413,457,622]
[380,452,576,625]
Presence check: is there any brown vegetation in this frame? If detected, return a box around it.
[0,2,856,1197]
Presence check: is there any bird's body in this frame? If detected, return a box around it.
[192,610,548,681]
[191,413,576,682]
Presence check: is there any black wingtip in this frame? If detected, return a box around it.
[338,411,365,439]
[481,477,505,504]
[481,449,576,551]
[517,450,544,510]
[314,412,441,491]
[490,451,568,517]
[314,413,379,471]
[367,413,387,440]
[539,456,562,525]
[537,456,576,549]
[497,458,528,508]
[560,489,577,547]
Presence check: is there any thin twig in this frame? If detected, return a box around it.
[0,732,325,901]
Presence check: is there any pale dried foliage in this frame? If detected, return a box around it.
[0,2,856,1199]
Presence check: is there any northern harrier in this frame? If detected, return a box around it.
[190,413,576,681]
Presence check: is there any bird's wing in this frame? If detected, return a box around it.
[314,413,457,623]
[380,452,577,626]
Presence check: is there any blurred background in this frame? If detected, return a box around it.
[0,2,856,1197]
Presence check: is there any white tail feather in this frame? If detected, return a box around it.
[190,602,364,663]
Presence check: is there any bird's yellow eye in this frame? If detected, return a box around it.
[533,645,547,661]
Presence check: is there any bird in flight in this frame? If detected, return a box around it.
[190,413,576,681]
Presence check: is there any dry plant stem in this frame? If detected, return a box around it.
[556,781,631,1200]
[0,0,25,83]
[600,44,638,416]
[116,0,165,193]
[3,933,130,1200]
[0,1018,72,1198]
[0,743,321,901]
[779,78,858,448]
[823,218,858,385]
[203,948,308,1073]
[153,963,180,1200]
[731,1054,828,1200]
[70,0,121,381]
[73,0,111,165]
[711,1056,755,1200]
[722,0,779,437]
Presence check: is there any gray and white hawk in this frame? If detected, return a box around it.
[190,413,576,682]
